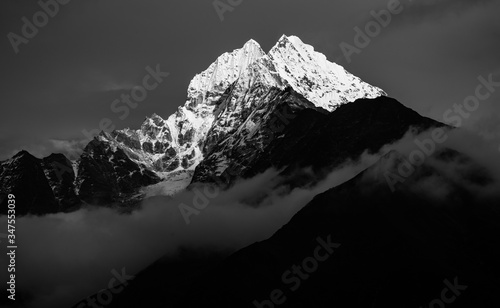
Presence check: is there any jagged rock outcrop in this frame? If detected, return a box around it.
[0,151,74,215]
[75,138,161,206]
[98,35,385,178]
[0,35,388,214]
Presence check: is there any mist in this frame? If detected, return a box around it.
[2,122,499,308]
[365,125,500,201]
[0,153,380,308]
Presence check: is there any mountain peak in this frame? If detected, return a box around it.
[267,35,386,110]
[275,34,302,48]
[149,113,163,119]
[13,150,34,159]
[186,38,266,102]
[285,35,304,45]
[92,35,387,178]
[243,38,261,49]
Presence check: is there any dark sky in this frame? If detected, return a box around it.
[1,0,499,160]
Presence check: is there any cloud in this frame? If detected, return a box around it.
[0,152,381,308]
[2,123,499,308]
[472,113,500,141]
[0,144,49,161]
[77,68,140,93]
[362,125,500,201]
[0,139,88,161]
[48,139,88,160]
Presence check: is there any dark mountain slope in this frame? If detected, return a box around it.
[245,96,444,177]
[103,150,500,308]
[194,95,447,188]
[0,151,71,215]
[75,138,161,206]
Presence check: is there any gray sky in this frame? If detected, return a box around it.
[1,0,499,160]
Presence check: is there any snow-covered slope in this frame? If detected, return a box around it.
[97,39,268,174]
[0,35,390,211]
[269,35,385,109]
[97,35,386,179]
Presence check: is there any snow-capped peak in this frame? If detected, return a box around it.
[243,38,261,49]
[186,38,266,107]
[268,34,386,111]
[102,35,387,177]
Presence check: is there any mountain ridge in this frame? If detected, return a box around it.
[98,34,386,176]
[1,34,388,214]
[84,145,500,308]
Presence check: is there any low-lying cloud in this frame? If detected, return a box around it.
[1,124,499,308]
[364,125,500,201]
[0,152,380,308]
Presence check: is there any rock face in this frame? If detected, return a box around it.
[75,138,161,206]
[192,95,445,185]
[191,86,327,183]
[0,139,163,214]
[0,35,388,214]
[97,35,386,177]
[0,151,73,215]
[41,153,79,209]
[241,96,444,179]
[0,95,443,214]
